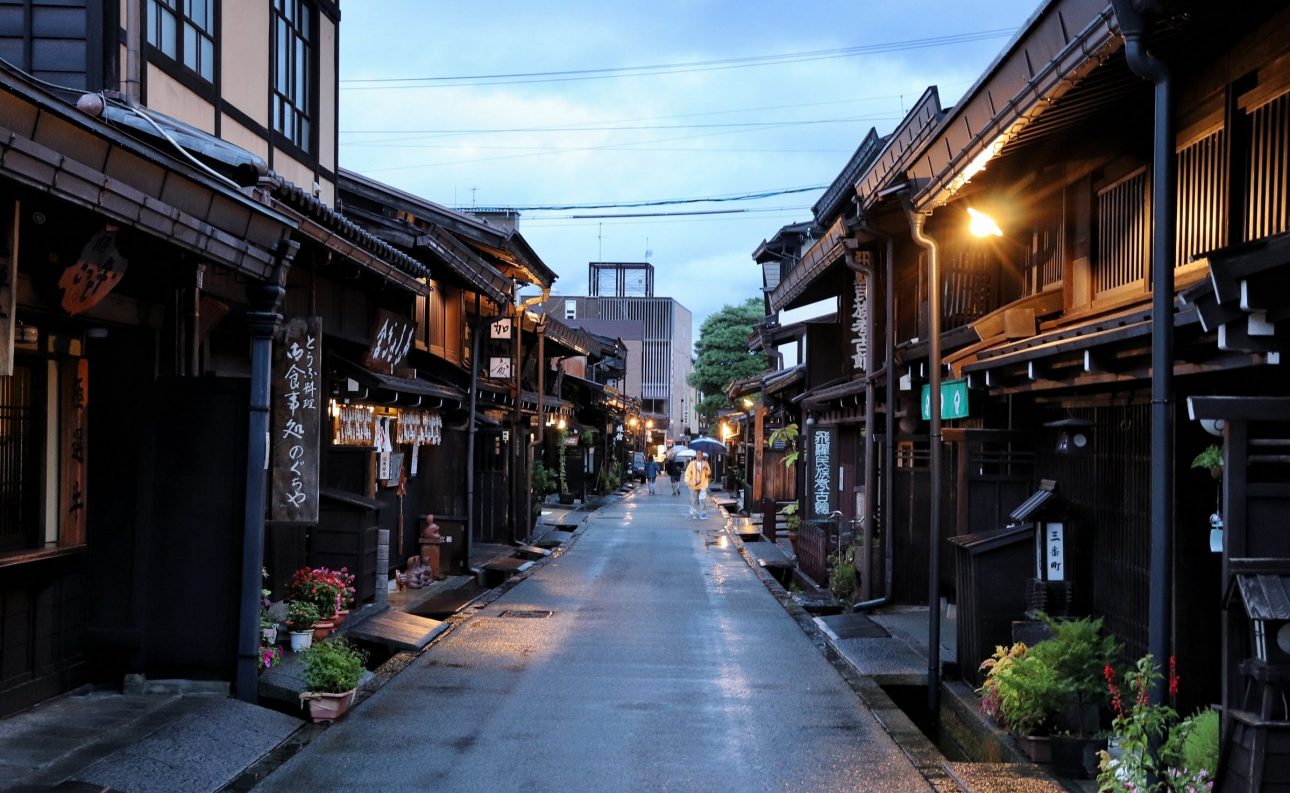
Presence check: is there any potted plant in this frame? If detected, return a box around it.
[532,459,557,507]
[288,566,345,620]
[1191,444,1223,480]
[1032,614,1121,778]
[1160,708,1219,791]
[299,637,368,722]
[778,502,801,553]
[260,587,278,645]
[827,543,858,605]
[1097,654,1181,791]
[977,641,1064,762]
[286,600,321,651]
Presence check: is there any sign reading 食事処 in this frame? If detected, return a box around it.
[810,426,838,518]
[271,317,321,523]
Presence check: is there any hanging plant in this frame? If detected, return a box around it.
[1190,444,1223,480]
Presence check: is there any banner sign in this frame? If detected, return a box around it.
[846,268,869,373]
[363,308,416,372]
[271,317,321,523]
[921,378,969,420]
[810,425,838,518]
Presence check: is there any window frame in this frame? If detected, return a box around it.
[270,0,316,157]
[144,0,218,89]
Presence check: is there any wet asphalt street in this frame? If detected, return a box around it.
[253,485,933,793]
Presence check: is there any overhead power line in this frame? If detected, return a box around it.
[457,185,826,213]
[339,28,1015,89]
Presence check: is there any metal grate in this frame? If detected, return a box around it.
[1095,168,1150,296]
[1176,129,1227,266]
[496,609,553,619]
[1245,91,1290,241]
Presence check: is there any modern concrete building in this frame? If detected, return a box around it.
[541,262,695,443]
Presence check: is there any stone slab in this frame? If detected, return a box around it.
[345,609,447,651]
[533,529,573,549]
[511,542,552,560]
[816,613,892,640]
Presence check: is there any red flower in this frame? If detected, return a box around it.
[1168,655,1180,699]
[1105,664,1125,717]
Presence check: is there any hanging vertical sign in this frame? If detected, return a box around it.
[845,265,869,374]
[1043,522,1066,582]
[810,425,838,518]
[60,358,88,545]
[363,308,416,372]
[271,317,321,523]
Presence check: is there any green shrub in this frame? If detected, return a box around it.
[303,638,368,694]
[828,544,858,603]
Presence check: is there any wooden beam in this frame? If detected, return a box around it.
[1187,396,1290,422]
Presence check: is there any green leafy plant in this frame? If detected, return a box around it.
[1191,444,1223,480]
[768,423,800,468]
[580,428,598,447]
[978,641,1067,736]
[827,544,858,603]
[1033,613,1122,732]
[286,600,321,631]
[557,431,571,494]
[1160,709,1218,790]
[1097,654,1181,792]
[532,460,557,506]
[303,637,368,694]
[778,501,801,533]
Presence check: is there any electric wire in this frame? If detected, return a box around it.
[339,28,1015,89]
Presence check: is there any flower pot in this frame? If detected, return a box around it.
[312,620,335,642]
[1013,733,1052,764]
[289,630,313,652]
[262,626,278,645]
[299,689,356,723]
[331,609,349,628]
[1050,735,1106,779]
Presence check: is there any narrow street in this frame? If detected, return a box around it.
[253,489,932,793]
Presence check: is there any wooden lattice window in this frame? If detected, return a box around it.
[1245,91,1290,241]
[1176,129,1228,266]
[1094,168,1150,298]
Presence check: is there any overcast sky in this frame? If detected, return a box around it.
[337,1,1040,332]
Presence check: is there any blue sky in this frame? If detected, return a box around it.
[337,0,1040,330]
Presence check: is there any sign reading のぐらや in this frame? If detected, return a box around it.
[271,317,321,523]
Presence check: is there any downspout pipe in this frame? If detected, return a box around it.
[851,217,888,609]
[465,312,484,565]
[235,246,294,703]
[1112,0,1175,711]
[904,197,943,718]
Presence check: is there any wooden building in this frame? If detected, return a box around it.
[746,0,1290,762]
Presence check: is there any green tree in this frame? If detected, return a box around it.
[687,297,766,424]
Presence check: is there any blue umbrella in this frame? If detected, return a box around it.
[688,436,727,456]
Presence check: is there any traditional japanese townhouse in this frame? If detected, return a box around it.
[0,0,452,709]
[768,0,1290,760]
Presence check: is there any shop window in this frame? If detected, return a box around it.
[146,0,216,82]
[272,0,313,153]
[0,358,86,557]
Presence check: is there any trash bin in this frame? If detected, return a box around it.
[950,524,1035,687]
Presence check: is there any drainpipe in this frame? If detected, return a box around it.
[124,0,141,102]
[1112,0,1175,718]
[853,219,894,610]
[465,313,484,566]
[904,197,943,718]
[235,244,294,703]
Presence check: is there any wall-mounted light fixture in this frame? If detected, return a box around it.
[966,207,1004,238]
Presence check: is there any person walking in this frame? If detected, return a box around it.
[684,451,712,519]
[667,457,683,495]
[644,456,660,495]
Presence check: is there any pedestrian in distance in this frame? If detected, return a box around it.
[644,456,660,495]
[667,457,683,495]
[684,451,712,519]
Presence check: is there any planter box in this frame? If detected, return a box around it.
[1013,733,1051,764]
[299,689,356,723]
[1050,735,1107,779]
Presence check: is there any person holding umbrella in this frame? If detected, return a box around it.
[683,450,712,519]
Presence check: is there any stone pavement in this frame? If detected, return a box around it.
[0,484,1080,793]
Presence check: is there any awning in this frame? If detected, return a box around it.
[769,216,851,312]
[763,365,805,396]
[796,377,865,408]
[0,62,295,280]
[332,358,464,406]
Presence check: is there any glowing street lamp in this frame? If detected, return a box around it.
[967,207,1003,238]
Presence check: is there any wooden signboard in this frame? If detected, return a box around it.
[60,358,88,545]
[59,228,128,316]
[271,317,321,523]
[809,425,838,519]
[844,267,869,374]
[363,308,416,372]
